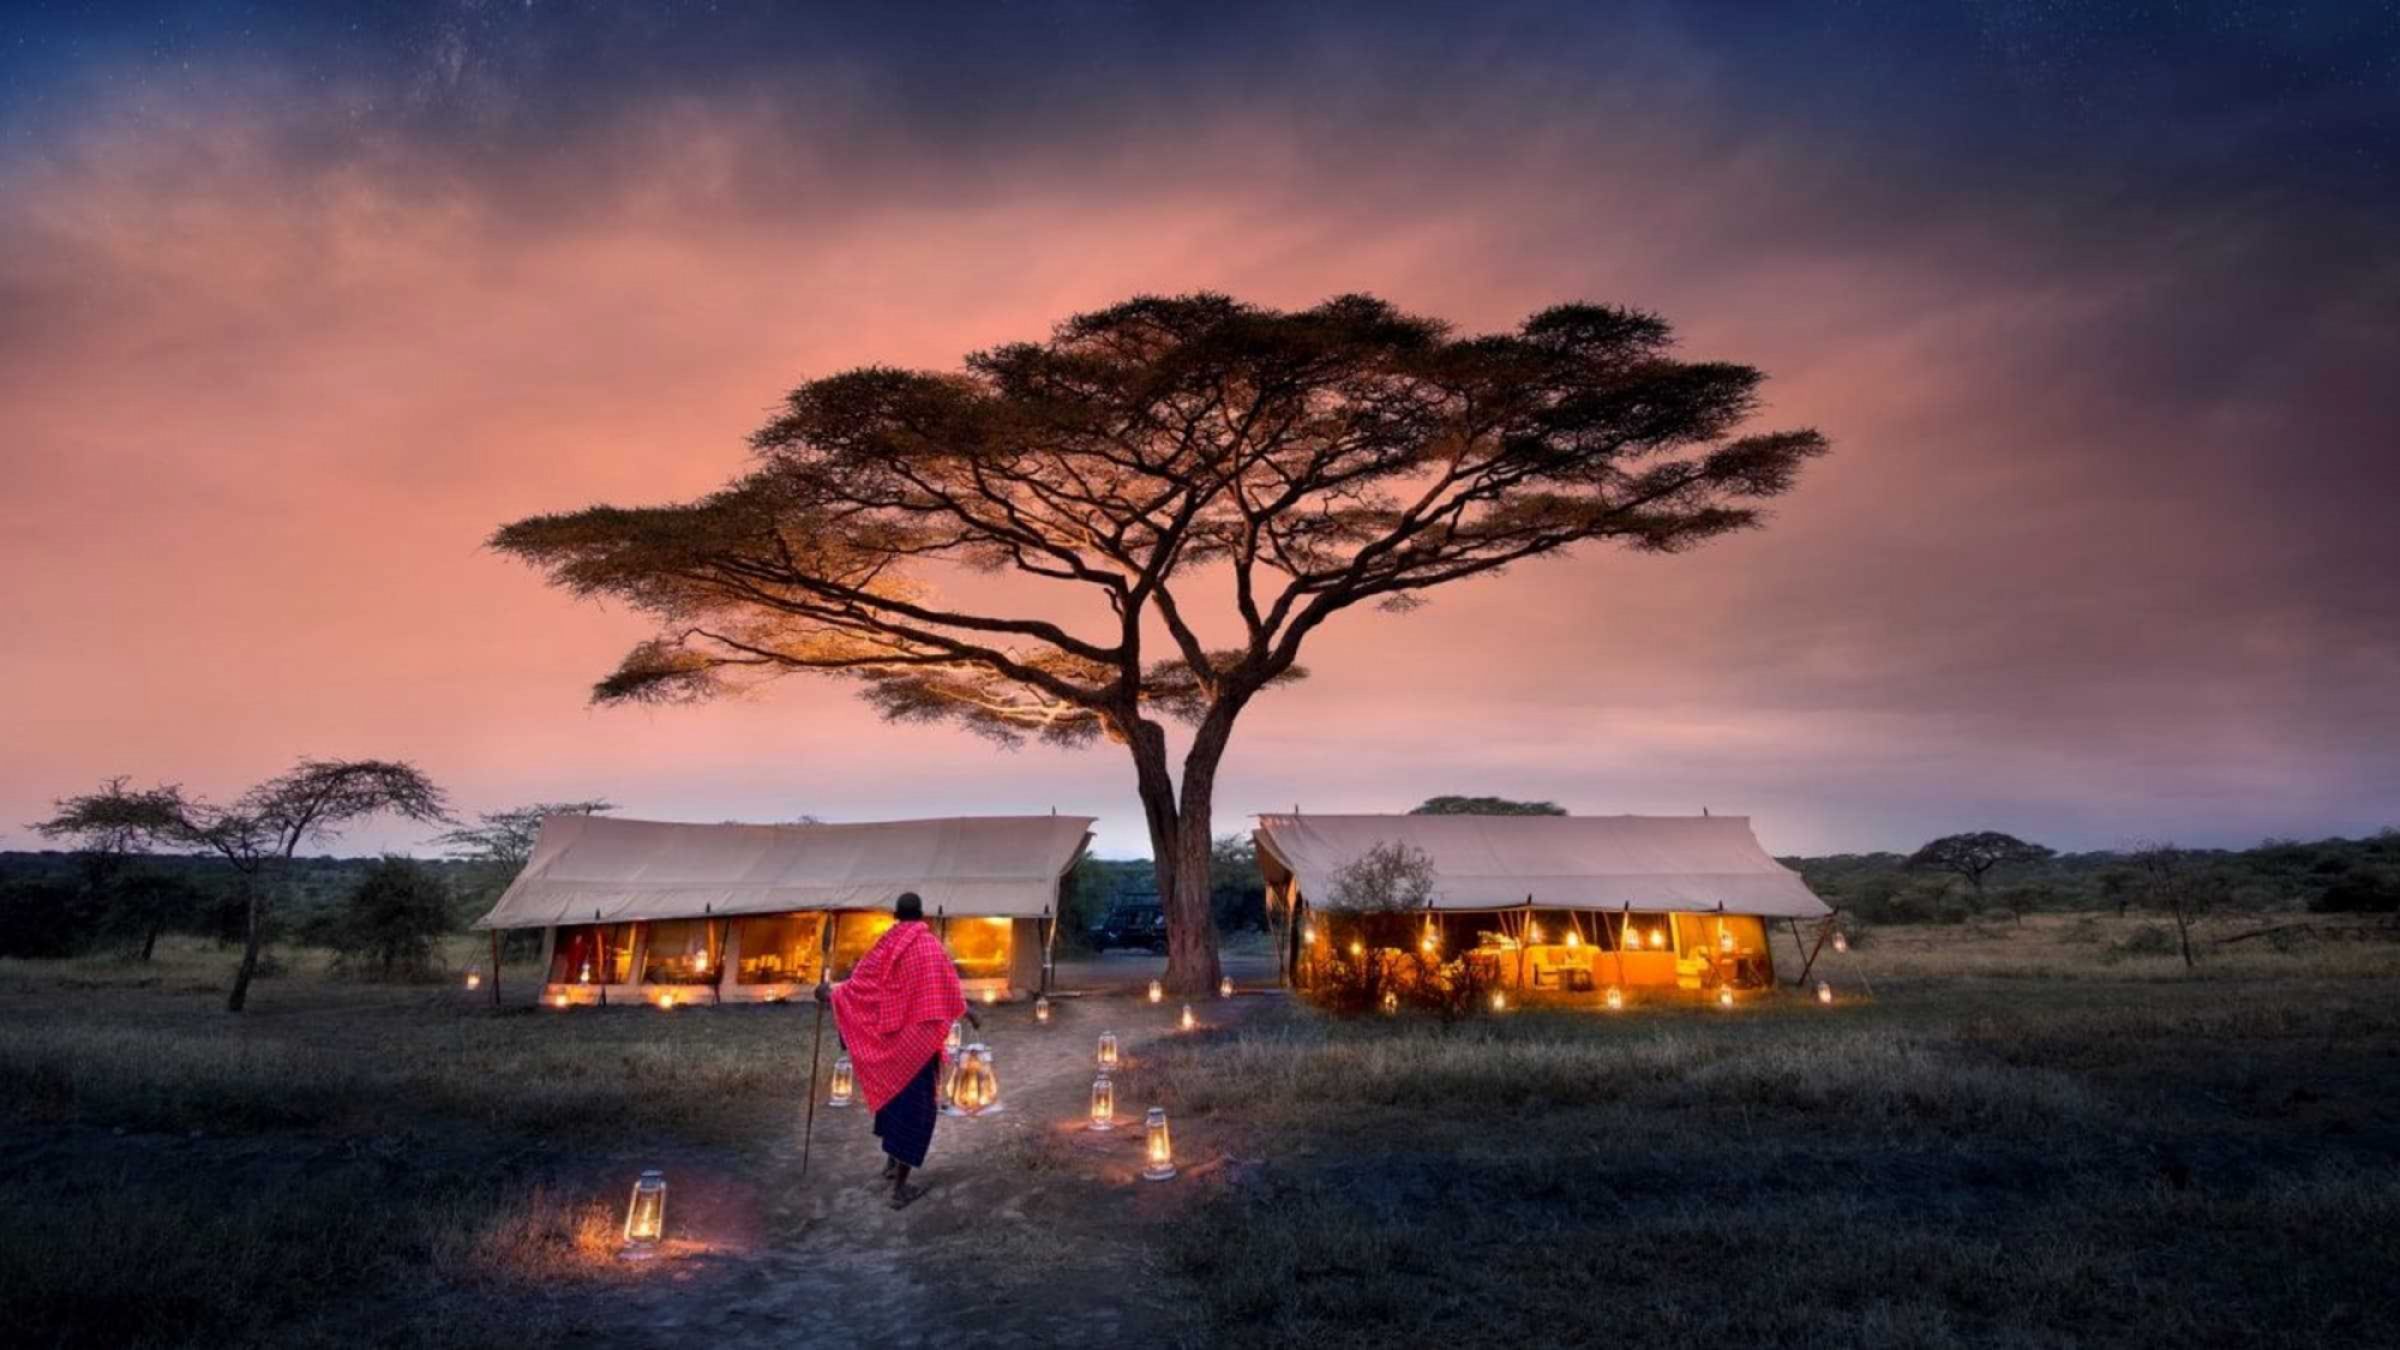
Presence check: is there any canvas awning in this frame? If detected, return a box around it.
[1252,813,1830,918]
[473,814,1095,930]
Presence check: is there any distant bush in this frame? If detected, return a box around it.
[2311,868,2400,914]
[325,857,454,982]
[2105,924,2180,961]
[0,881,105,959]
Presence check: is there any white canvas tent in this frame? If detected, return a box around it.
[480,814,1093,1005]
[1253,813,1829,996]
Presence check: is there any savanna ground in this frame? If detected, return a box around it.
[4,916,2396,1348]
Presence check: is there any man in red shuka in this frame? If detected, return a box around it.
[817,891,977,1209]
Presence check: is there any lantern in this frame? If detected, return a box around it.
[1604,985,1624,1011]
[1647,928,1666,949]
[1302,923,1316,944]
[550,991,570,1009]
[828,1055,855,1108]
[1180,1003,1196,1032]
[1716,986,1736,1010]
[1565,929,1581,950]
[692,951,708,975]
[1832,931,1850,954]
[1348,940,1363,958]
[1141,1108,1176,1181]
[948,1043,1000,1116]
[1034,995,1052,1024]
[1526,921,1542,944]
[622,1170,667,1257]
[1089,1074,1116,1131]
[1380,989,1398,1015]
[1218,976,1234,999]
[1490,990,1508,1013]
[1147,979,1163,1005]
[578,961,593,984]
[981,987,999,1007]
[1097,1031,1119,1070]
[945,1019,965,1056]
[1816,980,1834,1005]
[464,968,482,990]
[655,991,677,1011]
[1718,927,1735,954]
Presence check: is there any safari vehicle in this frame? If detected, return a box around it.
[1089,898,1169,953]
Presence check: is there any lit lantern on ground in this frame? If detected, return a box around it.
[1218,976,1234,999]
[1142,1108,1176,1181]
[945,1019,965,1056]
[1034,995,1052,1024]
[655,991,677,1011]
[550,991,569,1009]
[948,1043,1000,1116]
[1147,979,1163,1004]
[982,987,999,1007]
[1717,987,1736,1010]
[1604,985,1624,1011]
[1380,989,1398,1015]
[1180,1004,1196,1032]
[1097,1031,1119,1071]
[1647,928,1666,949]
[464,968,481,990]
[622,1170,667,1258]
[1816,980,1834,1005]
[1089,1075,1116,1131]
[1490,990,1508,1013]
[1832,932,1850,954]
[828,1055,855,1107]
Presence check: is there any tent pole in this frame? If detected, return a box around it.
[1786,918,1806,986]
[1041,903,1056,995]
[488,929,502,1008]
[1615,902,1630,992]
[1518,901,1532,991]
[1792,915,1835,988]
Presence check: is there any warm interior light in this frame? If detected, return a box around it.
[578,962,593,984]
[1718,927,1734,953]
[655,991,676,1010]
[1380,989,1398,1015]
[1142,1108,1175,1181]
[1034,995,1052,1023]
[1218,976,1234,999]
[1302,923,1317,943]
[1816,980,1834,1005]
[1527,921,1542,944]
[828,1055,855,1108]
[1089,1074,1116,1131]
[1180,1004,1196,1031]
[1147,979,1163,1004]
[1348,940,1363,958]
[1565,930,1581,949]
[1717,987,1736,1010]
[622,1170,667,1257]
[1097,1031,1119,1070]
[1647,929,1666,949]
[550,991,569,1009]
[981,987,999,1006]
[1490,990,1507,1012]
[1604,985,1624,1011]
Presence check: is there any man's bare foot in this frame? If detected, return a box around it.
[888,1181,926,1210]
[880,1157,900,1180]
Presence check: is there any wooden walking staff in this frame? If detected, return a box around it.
[799,910,841,1180]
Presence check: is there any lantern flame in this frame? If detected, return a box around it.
[1034,995,1052,1024]
[1097,1031,1119,1070]
[1832,932,1850,954]
[1604,985,1624,1011]
[1089,1074,1115,1131]
[1380,989,1398,1015]
[1147,979,1163,1004]
[1490,990,1507,1013]
[1180,1004,1196,1032]
[1716,987,1736,1010]
[465,970,481,990]
[1218,976,1234,999]
[622,1170,667,1257]
[1647,929,1666,949]
[828,1055,855,1107]
[982,987,999,1006]
[1565,930,1580,949]
[550,991,569,1009]
[1816,980,1834,1005]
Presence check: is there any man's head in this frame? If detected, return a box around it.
[894,891,924,922]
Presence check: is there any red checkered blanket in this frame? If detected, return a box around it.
[831,920,964,1114]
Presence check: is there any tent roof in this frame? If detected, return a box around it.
[1251,813,1829,918]
[473,814,1094,930]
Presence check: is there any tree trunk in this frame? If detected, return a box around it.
[2172,901,2195,970]
[139,922,160,963]
[1122,713,1227,995]
[226,881,265,1013]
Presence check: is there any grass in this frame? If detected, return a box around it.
[1132,914,2400,1349]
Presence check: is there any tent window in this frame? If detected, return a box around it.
[640,920,716,984]
[945,916,1012,981]
[733,913,826,985]
[830,911,897,976]
[549,924,635,984]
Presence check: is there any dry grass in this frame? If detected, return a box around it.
[1152,918,2400,1350]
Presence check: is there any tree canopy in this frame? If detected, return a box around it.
[495,292,1825,990]
[1907,831,2056,899]
[1409,795,1567,816]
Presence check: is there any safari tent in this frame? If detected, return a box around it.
[475,814,1094,1006]
[1252,813,1831,998]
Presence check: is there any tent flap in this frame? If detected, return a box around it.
[1252,813,1830,918]
[473,814,1095,930]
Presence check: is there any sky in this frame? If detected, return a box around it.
[2,1,2396,859]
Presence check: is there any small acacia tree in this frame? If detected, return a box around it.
[1410,795,1566,816]
[1907,831,2056,923]
[495,293,1824,992]
[2129,840,2218,969]
[31,777,191,958]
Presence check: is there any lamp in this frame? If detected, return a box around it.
[622,1170,667,1258]
[945,1019,964,1057]
[1089,1075,1116,1131]
[1141,1108,1176,1181]
[1565,930,1580,950]
[1604,985,1624,1011]
[1147,979,1163,1005]
[1218,976,1234,999]
[1380,989,1398,1015]
[948,1043,1000,1116]
[1490,990,1507,1013]
[1647,928,1666,949]
[464,968,481,990]
[1832,931,1850,954]
[981,987,999,1007]
[1180,1004,1196,1032]
[1302,923,1317,944]
[1348,940,1363,958]
[1716,987,1736,1010]
[1718,927,1734,954]
[827,1055,855,1108]
[550,991,569,1009]
[1097,1031,1119,1071]
[578,961,593,984]
[1816,980,1834,1005]
[655,991,677,1011]
[1034,995,1052,1024]
[1527,921,1542,944]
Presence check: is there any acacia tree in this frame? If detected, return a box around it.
[159,760,449,1011]
[1410,795,1567,816]
[1907,831,2056,922]
[31,777,191,959]
[494,293,1825,991]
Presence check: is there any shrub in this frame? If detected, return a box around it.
[2105,924,2180,961]
[0,881,106,959]
[326,857,454,981]
[2311,868,2400,913]
[1307,841,1494,1021]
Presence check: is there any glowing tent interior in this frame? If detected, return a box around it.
[475,814,1094,1005]
[1252,813,1831,998]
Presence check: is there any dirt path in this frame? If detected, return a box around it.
[612,958,1275,1348]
